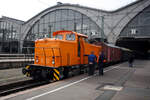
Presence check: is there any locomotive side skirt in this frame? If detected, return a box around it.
[22,65,60,81]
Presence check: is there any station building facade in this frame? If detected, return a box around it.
[0,0,150,53]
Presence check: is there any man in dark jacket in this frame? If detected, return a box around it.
[98,51,105,76]
[128,54,134,67]
[88,51,97,75]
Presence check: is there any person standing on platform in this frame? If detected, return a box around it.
[98,51,106,76]
[128,54,134,67]
[88,51,97,76]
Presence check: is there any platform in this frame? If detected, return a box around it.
[0,68,31,86]
[1,60,150,100]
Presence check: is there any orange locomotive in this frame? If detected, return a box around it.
[23,30,101,81]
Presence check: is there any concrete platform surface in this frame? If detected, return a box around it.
[0,68,28,85]
[1,60,150,100]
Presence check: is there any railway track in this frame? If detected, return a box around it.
[0,68,82,97]
[0,64,118,97]
[0,79,49,96]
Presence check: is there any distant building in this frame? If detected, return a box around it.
[0,16,24,53]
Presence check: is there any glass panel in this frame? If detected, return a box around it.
[61,21,67,30]
[68,10,74,20]
[68,20,74,31]
[44,14,49,24]
[66,34,75,41]
[55,34,63,40]
[75,12,82,20]
[61,10,68,21]
[26,9,101,42]
[56,10,61,22]
[55,22,60,31]
[49,11,55,22]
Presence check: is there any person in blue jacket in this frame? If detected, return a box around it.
[88,51,97,75]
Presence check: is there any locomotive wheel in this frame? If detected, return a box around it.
[79,65,85,74]
[32,69,42,81]
[22,68,27,75]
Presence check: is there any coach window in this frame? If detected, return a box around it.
[55,34,63,40]
[66,33,76,41]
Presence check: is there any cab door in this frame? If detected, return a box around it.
[77,36,84,64]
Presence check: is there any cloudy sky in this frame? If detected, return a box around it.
[0,0,136,21]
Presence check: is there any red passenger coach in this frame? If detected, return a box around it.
[94,42,122,64]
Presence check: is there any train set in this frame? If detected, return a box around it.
[94,42,132,65]
[22,30,132,81]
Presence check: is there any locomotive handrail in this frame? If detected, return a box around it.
[59,48,62,66]
[42,48,46,66]
[51,48,55,67]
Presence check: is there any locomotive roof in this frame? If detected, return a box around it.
[53,30,88,38]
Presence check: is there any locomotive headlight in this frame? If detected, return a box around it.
[35,56,39,63]
[36,59,39,63]
[52,60,55,64]
[52,56,55,64]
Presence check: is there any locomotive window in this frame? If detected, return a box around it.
[83,38,89,43]
[66,33,75,41]
[55,34,63,40]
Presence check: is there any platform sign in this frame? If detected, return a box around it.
[131,29,137,35]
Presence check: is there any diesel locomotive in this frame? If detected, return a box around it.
[22,30,101,81]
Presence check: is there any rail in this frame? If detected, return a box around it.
[0,79,48,96]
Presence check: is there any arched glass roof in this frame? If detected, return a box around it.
[24,9,101,41]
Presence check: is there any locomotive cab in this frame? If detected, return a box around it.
[23,30,101,81]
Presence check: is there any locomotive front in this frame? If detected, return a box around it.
[22,36,64,81]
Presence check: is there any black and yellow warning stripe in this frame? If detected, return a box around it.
[25,65,30,77]
[53,68,60,81]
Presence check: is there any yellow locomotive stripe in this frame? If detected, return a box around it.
[27,73,30,77]
[54,69,60,75]
[26,65,30,69]
[25,72,30,77]
[53,73,59,81]
[53,78,56,81]
[25,72,28,76]
[53,69,60,81]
